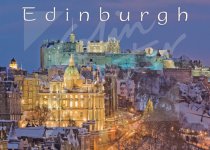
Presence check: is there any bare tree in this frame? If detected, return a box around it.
[137,105,187,149]
[32,105,51,126]
[68,119,76,127]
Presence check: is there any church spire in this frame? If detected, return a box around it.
[69,54,75,67]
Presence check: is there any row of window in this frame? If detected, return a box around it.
[42,95,103,99]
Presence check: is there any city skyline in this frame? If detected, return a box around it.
[1,1,210,148]
[0,0,210,71]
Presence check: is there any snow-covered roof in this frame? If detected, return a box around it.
[0,126,7,130]
[45,127,87,138]
[7,143,19,149]
[51,75,62,82]
[176,103,210,129]
[15,127,46,138]
[46,127,65,138]
[158,50,170,58]
[0,120,17,123]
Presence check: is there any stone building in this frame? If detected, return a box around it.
[0,60,27,122]
[7,126,91,150]
[163,68,192,83]
[87,37,120,53]
[0,79,21,121]
[192,67,210,78]
[117,79,135,108]
[21,74,40,112]
[104,67,118,117]
[20,55,105,131]
[40,36,170,73]
[40,33,84,69]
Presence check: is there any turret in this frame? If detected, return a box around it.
[9,58,18,70]
[70,33,75,43]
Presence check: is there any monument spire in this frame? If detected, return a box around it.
[70,18,75,43]
[71,18,74,33]
[69,54,75,67]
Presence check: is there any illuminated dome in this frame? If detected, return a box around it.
[9,58,18,69]
[11,58,16,63]
[64,55,80,80]
[64,54,81,89]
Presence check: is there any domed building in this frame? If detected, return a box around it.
[64,54,83,89]
[21,55,105,131]
[9,58,18,70]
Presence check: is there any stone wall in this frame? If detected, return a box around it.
[164,68,192,83]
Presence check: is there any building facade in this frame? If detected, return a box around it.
[87,37,120,53]
[0,80,21,121]
[40,34,172,71]
[20,55,105,131]
[117,79,135,108]
[0,64,23,121]
[104,68,118,117]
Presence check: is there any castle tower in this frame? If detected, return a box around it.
[70,33,75,43]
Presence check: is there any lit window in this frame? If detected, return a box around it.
[80,112,83,118]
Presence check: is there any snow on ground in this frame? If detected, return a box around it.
[175,103,210,129]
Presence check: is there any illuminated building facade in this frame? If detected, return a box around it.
[21,55,105,131]
[21,74,40,111]
[87,37,120,53]
[192,67,210,78]
[40,34,173,71]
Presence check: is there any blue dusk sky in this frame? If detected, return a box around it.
[0,0,210,71]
